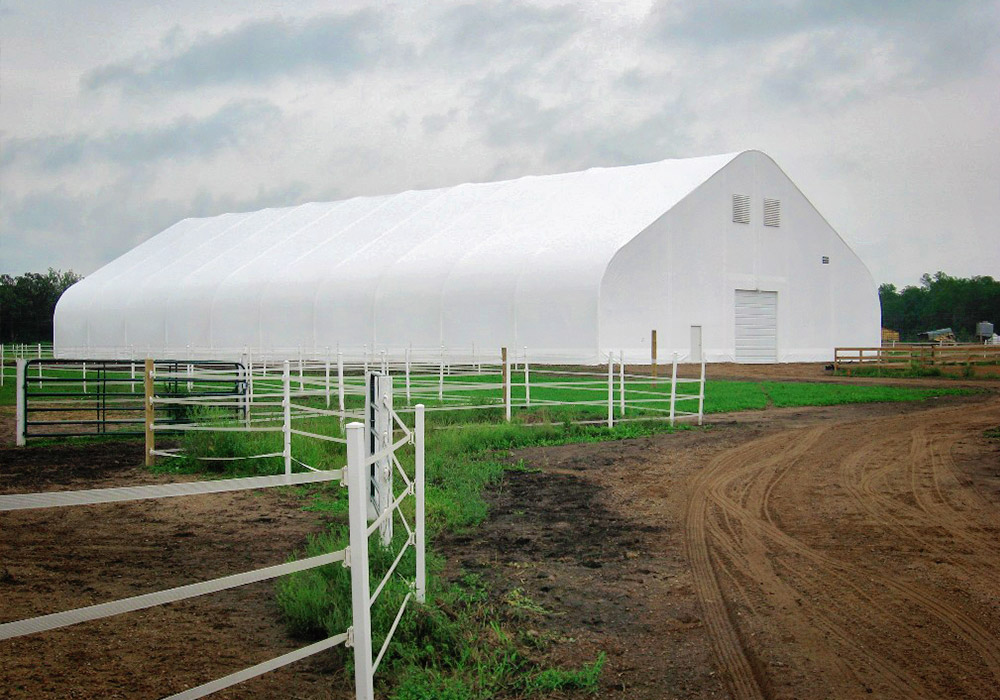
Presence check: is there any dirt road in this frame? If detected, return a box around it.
[685,398,1000,700]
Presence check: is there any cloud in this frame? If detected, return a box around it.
[2,100,281,171]
[646,0,1000,87]
[1,177,309,275]
[426,1,581,63]
[82,10,386,93]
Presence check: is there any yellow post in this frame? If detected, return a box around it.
[144,358,154,467]
[651,330,657,378]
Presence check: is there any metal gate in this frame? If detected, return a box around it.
[16,358,246,443]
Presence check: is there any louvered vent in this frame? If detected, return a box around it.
[821,256,830,265]
[763,198,781,227]
[732,194,750,224]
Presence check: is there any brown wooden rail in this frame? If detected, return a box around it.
[834,344,1000,374]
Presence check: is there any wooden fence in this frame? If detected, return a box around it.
[834,344,1000,374]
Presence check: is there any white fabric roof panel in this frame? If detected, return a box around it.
[56,152,740,359]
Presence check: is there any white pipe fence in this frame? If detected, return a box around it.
[2,365,426,700]
[14,347,708,444]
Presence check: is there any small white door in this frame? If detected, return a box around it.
[735,290,778,363]
[690,325,702,363]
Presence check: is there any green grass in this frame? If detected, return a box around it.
[12,364,976,696]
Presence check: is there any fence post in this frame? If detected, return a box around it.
[698,357,706,426]
[414,404,426,604]
[405,346,411,404]
[438,348,444,402]
[524,347,530,407]
[651,329,658,378]
[15,359,26,446]
[325,351,332,408]
[283,361,292,480]
[375,374,394,547]
[82,361,87,394]
[144,358,154,465]
[502,347,510,421]
[607,352,614,429]
[669,353,678,426]
[298,348,304,391]
[346,422,375,700]
[337,351,345,421]
[619,350,625,417]
[1,343,5,387]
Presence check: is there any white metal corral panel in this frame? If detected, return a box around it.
[735,290,777,363]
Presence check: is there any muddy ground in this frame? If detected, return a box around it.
[2,370,999,699]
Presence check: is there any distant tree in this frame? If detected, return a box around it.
[0,269,83,343]
[879,272,1000,341]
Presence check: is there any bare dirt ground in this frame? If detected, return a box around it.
[448,393,1000,699]
[2,369,999,699]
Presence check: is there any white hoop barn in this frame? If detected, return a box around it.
[54,150,879,363]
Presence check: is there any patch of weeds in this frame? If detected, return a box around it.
[523,652,606,694]
[504,587,552,616]
[984,427,1000,440]
[505,459,542,474]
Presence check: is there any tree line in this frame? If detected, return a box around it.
[879,272,1000,342]
[0,269,83,343]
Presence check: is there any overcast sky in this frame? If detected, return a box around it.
[2,0,998,287]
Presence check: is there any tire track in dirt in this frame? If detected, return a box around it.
[686,399,1000,700]
[685,427,829,700]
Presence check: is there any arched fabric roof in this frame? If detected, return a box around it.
[54,152,740,359]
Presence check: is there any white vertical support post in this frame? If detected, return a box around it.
[187,363,193,393]
[36,343,41,360]
[282,360,292,480]
[36,344,42,388]
[438,348,444,402]
[381,349,387,375]
[337,351,345,421]
[82,361,87,394]
[346,422,375,700]
[130,360,136,393]
[144,358,154,465]
[363,344,369,376]
[298,348,304,391]
[698,357,706,426]
[669,352,678,426]
[405,346,411,404]
[523,347,530,407]
[619,350,625,417]
[414,404,426,604]
[503,347,511,422]
[15,359,26,446]
[607,352,614,429]
[376,375,393,547]
[246,348,255,423]
[1,343,5,387]
[324,349,331,409]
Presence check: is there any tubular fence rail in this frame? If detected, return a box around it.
[1,361,425,700]
[15,348,705,445]
[834,344,1000,373]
